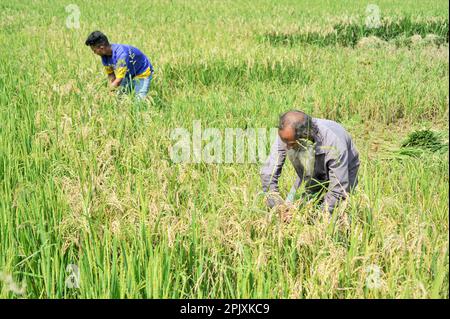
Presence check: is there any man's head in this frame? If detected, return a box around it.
[278,110,315,150]
[85,31,111,56]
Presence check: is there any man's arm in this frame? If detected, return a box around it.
[110,55,128,89]
[260,136,287,209]
[104,65,115,82]
[286,176,302,203]
[110,77,123,88]
[104,66,123,89]
[107,73,115,83]
[322,144,350,213]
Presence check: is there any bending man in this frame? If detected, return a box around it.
[85,31,154,100]
[261,110,360,216]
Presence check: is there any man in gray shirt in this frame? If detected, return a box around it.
[260,110,360,217]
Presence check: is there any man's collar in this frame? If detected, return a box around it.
[109,44,117,57]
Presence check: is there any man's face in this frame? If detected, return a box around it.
[90,44,108,56]
[279,127,312,150]
[279,127,299,150]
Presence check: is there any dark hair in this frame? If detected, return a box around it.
[85,31,109,46]
[278,110,315,140]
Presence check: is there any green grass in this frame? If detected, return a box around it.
[0,0,448,298]
[262,16,449,47]
[401,129,448,153]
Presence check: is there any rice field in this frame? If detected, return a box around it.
[0,0,448,298]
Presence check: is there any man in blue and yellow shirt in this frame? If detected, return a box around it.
[85,31,154,100]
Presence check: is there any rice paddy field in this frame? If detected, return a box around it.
[0,0,449,299]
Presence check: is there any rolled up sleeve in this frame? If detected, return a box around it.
[115,56,128,79]
[104,66,114,75]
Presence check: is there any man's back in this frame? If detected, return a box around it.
[313,118,360,172]
[101,43,153,78]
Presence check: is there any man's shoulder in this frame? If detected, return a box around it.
[313,118,343,128]
[116,44,146,56]
[315,118,349,135]
[314,118,350,150]
[112,43,130,55]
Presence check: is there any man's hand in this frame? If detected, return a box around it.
[276,203,294,223]
[264,192,297,223]
[108,73,116,84]
[110,77,123,88]
[264,192,284,209]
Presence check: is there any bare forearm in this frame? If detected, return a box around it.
[111,78,123,88]
[106,73,122,87]
[107,73,116,84]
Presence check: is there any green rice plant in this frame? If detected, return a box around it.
[397,129,449,157]
[401,129,447,152]
[0,0,448,299]
[262,16,449,47]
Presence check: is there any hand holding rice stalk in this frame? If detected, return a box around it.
[276,202,296,224]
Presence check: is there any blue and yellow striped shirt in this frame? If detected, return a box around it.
[101,43,153,79]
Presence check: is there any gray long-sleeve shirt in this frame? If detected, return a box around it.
[260,118,360,213]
